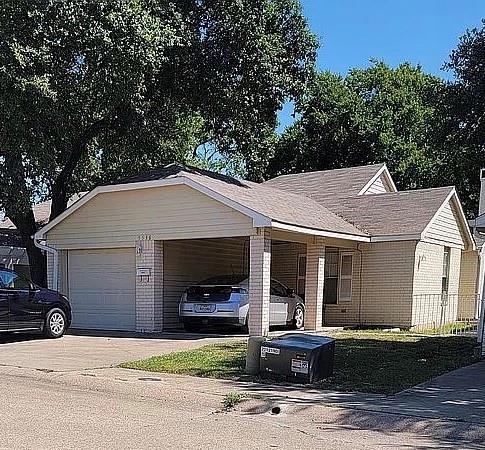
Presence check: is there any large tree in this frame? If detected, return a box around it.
[0,0,317,285]
[267,62,447,191]
[443,19,485,217]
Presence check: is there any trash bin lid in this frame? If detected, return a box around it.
[265,333,334,350]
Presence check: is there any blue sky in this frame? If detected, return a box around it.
[279,0,484,130]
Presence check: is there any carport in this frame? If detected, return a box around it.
[34,164,370,337]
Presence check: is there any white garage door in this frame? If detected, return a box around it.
[68,248,136,331]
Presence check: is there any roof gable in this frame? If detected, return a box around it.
[422,193,474,250]
[322,186,473,249]
[358,165,397,195]
[36,165,369,242]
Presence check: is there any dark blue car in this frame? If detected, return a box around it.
[0,268,71,338]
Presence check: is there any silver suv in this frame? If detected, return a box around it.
[179,274,305,332]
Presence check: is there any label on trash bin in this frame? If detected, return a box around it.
[260,346,280,357]
[291,359,309,374]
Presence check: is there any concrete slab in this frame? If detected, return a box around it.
[0,332,241,371]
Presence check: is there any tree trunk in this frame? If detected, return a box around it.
[22,232,47,288]
[50,116,118,222]
[9,210,47,287]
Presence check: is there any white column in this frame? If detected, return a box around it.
[135,236,163,332]
[248,229,271,336]
[304,237,325,331]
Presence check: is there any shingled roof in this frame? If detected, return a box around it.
[35,163,473,249]
[322,187,456,237]
[264,163,388,202]
[0,193,86,231]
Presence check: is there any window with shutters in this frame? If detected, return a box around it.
[323,249,354,304]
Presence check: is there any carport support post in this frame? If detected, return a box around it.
[248,229,271,337]
[135,236,163,333]
[304,237,325,331]
[246,229,271,374]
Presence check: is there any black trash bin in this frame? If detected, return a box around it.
[260,333,335,383]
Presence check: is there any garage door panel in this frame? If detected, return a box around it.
[69,248,136,331]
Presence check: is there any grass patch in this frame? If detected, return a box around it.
[121,342,246,379]
[222,392,248,409]
[120,331,479,394]
[412,321,478,335]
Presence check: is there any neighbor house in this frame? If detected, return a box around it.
[0,194,85,275]
[34,163,478,335]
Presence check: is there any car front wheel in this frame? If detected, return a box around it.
[44,308,67,339]
[292,305,305,330]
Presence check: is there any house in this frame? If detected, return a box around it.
[34,163,477,335]
[0,194,85,275]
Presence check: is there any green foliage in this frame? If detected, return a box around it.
[120,342,247,379]
[442,19,485,216]
[268,62,447,193]
[0,0,317,210]
[222,392,248,409]
[0,0,317,283]
[120,332,478,395]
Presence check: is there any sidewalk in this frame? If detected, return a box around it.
[1,358,484,447]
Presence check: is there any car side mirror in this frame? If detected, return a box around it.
[287,288,295,298]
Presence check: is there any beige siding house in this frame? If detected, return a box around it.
[35,163,477,335]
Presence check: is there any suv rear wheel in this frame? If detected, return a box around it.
[44,308,67,338]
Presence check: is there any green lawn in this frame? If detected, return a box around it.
[120,331,479,394]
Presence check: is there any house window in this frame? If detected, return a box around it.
[339,253,353,302]
[324,249,354,304]
[296,253,306,298]
[442,247,450,294]
[324,249,339,304]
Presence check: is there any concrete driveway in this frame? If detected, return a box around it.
[0,331,242,372]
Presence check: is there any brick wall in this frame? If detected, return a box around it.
[135,237,163,332]
[248,229,271,336]
[304,237,325,330]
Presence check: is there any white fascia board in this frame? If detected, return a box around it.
[357,164,397,195]
[370,234,421,242]
[270,221,371,242]
[451,191,476,250]
[381,167,398,192]
[35,176,271,239]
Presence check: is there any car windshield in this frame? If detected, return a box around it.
[198,274,248,285]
